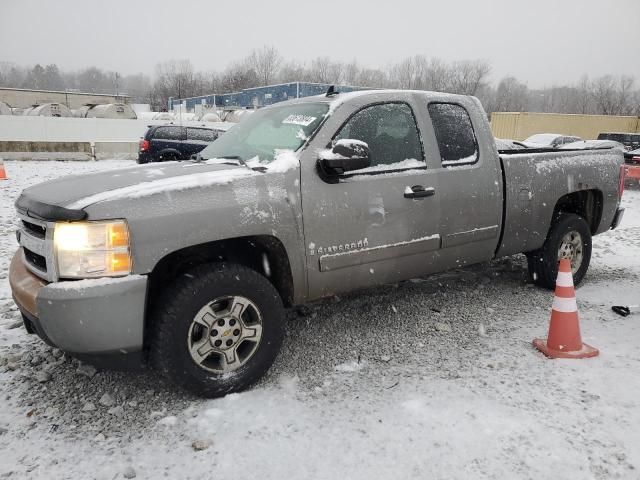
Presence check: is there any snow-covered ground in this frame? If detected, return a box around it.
[1,160,639,480]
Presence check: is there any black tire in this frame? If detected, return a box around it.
[161,152,177,162]
[526,213,592,289]
[149,263,285,397]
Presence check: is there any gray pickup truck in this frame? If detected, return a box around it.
[10,90,625,397]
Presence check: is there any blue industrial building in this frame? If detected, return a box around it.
[169,82,369,111]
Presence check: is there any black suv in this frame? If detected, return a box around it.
[138,125,223,163]
[597,132,640,151]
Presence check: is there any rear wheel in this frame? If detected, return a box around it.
[150,263,285,397]
[526,213,592,289]
[161,152,178,162]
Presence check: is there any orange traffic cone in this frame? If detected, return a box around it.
[0,159,7,180]
[533,258,599,359]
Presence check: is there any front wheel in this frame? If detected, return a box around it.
[526,213,592,289]
[150,263,285,397]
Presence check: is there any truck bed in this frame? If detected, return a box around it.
[496,147,623,257]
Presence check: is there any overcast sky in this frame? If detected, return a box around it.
[1,0,639,88]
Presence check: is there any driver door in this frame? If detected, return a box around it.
[300,101,443,299]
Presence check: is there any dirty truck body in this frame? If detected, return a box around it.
[10,90,625,396]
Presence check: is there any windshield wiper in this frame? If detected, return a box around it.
[195,155,267,172]
[218,155,247,166]
[190,153,243,165]
[219,155,268,172]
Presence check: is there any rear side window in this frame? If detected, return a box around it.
[154,127,183,140]
[428,103,478,166]
[187,128,216,142]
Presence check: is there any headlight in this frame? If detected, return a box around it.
[54,220,131,279]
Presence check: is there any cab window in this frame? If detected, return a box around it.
[334,102,424,171]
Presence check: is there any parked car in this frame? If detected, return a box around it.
[522,133,582,148]
[560,140,626,150]
[137,124,232,163]
[624,148,640,186]
[597,132,640,151]
[10,90,625,397]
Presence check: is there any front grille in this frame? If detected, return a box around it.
[24,248,47,272]
[17,213,55,282]
[22,220,46,239]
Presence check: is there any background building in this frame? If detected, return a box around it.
[0,87,130,109]
[169,82,368,112]
[491,112,640,140]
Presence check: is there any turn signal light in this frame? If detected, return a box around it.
[108,222,129,248]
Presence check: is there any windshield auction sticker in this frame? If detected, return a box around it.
[282,114,317,127]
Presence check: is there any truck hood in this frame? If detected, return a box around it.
[16,161,256,221]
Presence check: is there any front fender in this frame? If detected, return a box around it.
[84,167,308,303]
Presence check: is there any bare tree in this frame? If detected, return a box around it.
[248,45,282,86]
[152,59,199,109]
[343,60,360,85]
[448,60,491,96]
[120,73,153,103]
[278,60,308,83]
[630,90,640,116]
[357,68,387,88]
[74,66,118,93]
[219,61,258,93]
[618,75,636,115]
[389,56,421,89]
[309,57,343,84]
[309,57,330,83]
[4,52,639,116]
[424,58,451,92]
[575,75,593,114]
[491,76,529,112]
[591,75,620,115]
[0,62,26,89]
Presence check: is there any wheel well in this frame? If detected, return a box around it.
[552,189,603,234]
[147,236,294,307]
[159,149,180,158]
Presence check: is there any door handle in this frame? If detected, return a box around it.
[404,185,435,199]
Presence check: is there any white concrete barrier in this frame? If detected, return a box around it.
[0,116,230,160]
[94,141,139,160]
[0,115,150,142]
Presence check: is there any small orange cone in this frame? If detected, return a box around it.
[533,258,599,359]
[0,159,7,180]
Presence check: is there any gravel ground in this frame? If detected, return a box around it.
[1,160,639,479]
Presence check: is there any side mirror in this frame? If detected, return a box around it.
[319,139,371,175]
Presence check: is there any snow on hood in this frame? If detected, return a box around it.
[19,146,303,213]
[66,167,260,209]
[19,160,270,211]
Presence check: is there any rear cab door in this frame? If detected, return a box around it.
[416,96,503,267]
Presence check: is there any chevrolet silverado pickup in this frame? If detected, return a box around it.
[10,89,625,397]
